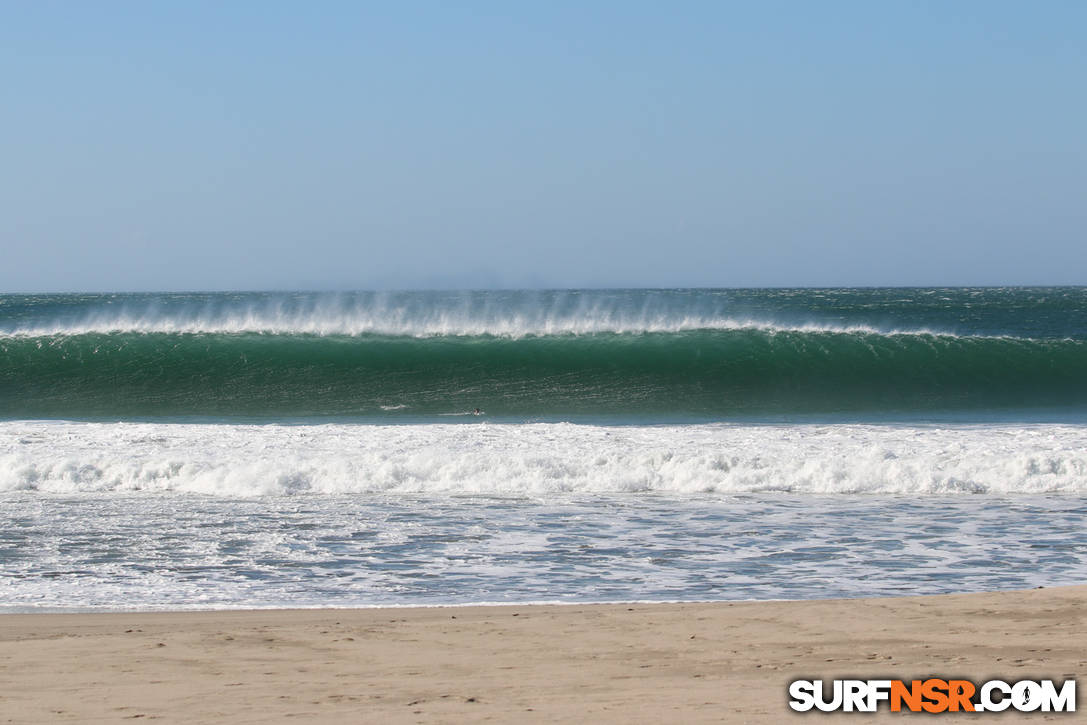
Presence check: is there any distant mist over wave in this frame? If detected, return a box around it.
[0,293,934,338]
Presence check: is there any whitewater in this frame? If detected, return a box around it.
[2,288,1086,610]
[4,421,1086,496]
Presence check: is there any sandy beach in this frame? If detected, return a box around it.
[0,585,1083,723]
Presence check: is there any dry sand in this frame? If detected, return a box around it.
[1,586,1084,723]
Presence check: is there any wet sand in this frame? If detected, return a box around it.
[1,585,1084,723]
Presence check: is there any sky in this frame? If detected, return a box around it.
[2,0,1085,291]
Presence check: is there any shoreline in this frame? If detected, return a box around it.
[2,585,1084,722]
[0,582,1079,615]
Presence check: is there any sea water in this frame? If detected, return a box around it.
[1,288,1085,609]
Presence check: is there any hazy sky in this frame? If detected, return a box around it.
[3,1,1085,291]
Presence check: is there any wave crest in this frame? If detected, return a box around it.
[0,291,950,339]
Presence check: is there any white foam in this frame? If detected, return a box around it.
[2,421,1085,497]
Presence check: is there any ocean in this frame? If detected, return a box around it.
[2,288,1086,610]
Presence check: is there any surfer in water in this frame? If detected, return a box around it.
[472,408,483,416]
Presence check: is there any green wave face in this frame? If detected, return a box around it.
[3,329,1086,419]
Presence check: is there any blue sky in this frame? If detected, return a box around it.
[2,1,1085,290]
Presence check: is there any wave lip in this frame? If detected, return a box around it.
[2,422,1086,497]
[0,290,968,339]
[4,288,1086,342]
[0,316,948,339]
